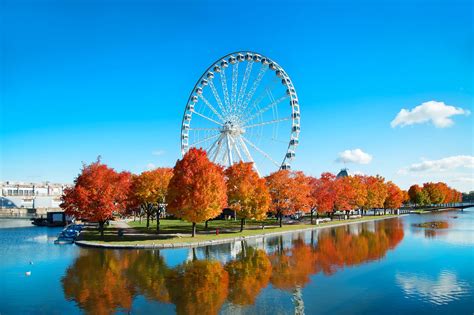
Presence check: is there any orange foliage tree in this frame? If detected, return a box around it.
[166,260,229,315]
[167,148,227,237]
[383,181,404,213]
[225,162,270,231]
[362,175,388,214]
[130,168,173,233]
[60,158,131,236]
[265,170,310,227]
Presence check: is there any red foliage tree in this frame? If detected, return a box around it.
[265,170,310,227]
[61,158,131,236]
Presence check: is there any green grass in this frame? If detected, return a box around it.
[79,215,400,246]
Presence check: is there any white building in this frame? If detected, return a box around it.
[0,181,70,210]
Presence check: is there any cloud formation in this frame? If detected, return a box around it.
[146,163,156,170]
[152,150,165,156]
[336,149,372,164]
[391,101,470,128]
[401,155,474,173]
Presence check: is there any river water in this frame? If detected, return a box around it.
[0,209,473,314]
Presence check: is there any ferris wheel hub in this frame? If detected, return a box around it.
[221,121,245,136]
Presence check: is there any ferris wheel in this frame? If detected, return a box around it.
[180,51,300,175]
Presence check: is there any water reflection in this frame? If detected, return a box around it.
[62,219,405,314]
[396,270,471,305]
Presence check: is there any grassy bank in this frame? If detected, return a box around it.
[77,214,400,247]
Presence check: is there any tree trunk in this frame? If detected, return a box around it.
[240,218,244,232]
[156,215,160,234]
[279,213,283,227]
[99,221,105,237]
[310,210,314,225]
[146,213,150,228]
[205,220,209,230]
[192,222,196,237]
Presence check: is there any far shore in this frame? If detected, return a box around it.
[75,214,407,250]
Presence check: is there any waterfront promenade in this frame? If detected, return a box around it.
[76,214,405,249]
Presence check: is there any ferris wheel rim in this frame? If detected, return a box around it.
[180,51,300,172]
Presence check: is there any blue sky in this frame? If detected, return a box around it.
[1,0,472,191]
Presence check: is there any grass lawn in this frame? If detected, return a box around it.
[78,214,400,246]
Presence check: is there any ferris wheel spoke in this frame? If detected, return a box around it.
[241,136,280,167]
[240,64,268,111]
[237,77,279,118]
[192,110,223,126]
[231,62,239,111]
[219,68,231,110]
[243,116,292,129]
[198,94,226,122]
[237,61,254,108]
[189,133,220,147]
[208,80,228,117]
[242,94,288,125]
[190,127,220,131]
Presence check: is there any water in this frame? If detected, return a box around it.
[0,210,473,314]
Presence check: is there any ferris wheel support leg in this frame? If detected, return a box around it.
[212,136,224,163]
[226,134,234,166]
[229,135,244,163]
[238,137,260,176]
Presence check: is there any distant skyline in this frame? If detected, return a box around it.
[1,0,473,192]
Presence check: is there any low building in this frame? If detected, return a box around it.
[0,181,70,214]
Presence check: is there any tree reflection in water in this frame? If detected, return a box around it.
[62,218,404,314]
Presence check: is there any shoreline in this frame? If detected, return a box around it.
[75,214,408,250]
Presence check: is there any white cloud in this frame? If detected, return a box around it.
[451,177,474,183]
[152,150,165,156]
[146,163,156,170]
[401,155,474,173]
[336,149,372,164]
[391,101,470,128]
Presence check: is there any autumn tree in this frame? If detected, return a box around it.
[167,148,227,237]
[362,175,388,214]
[265,170,310,227]
[225,162,270,231]
[423,182,444,205]
[130,168,173,233]
[408,184,430,207]
[308,173,337,221]
[383,181,404,214]
[60,158,131,236]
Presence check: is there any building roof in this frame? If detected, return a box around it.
[337,168,349,178]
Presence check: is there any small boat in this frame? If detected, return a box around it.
[54,224,83,245]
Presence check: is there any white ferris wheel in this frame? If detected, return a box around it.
[180,51,300,175]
